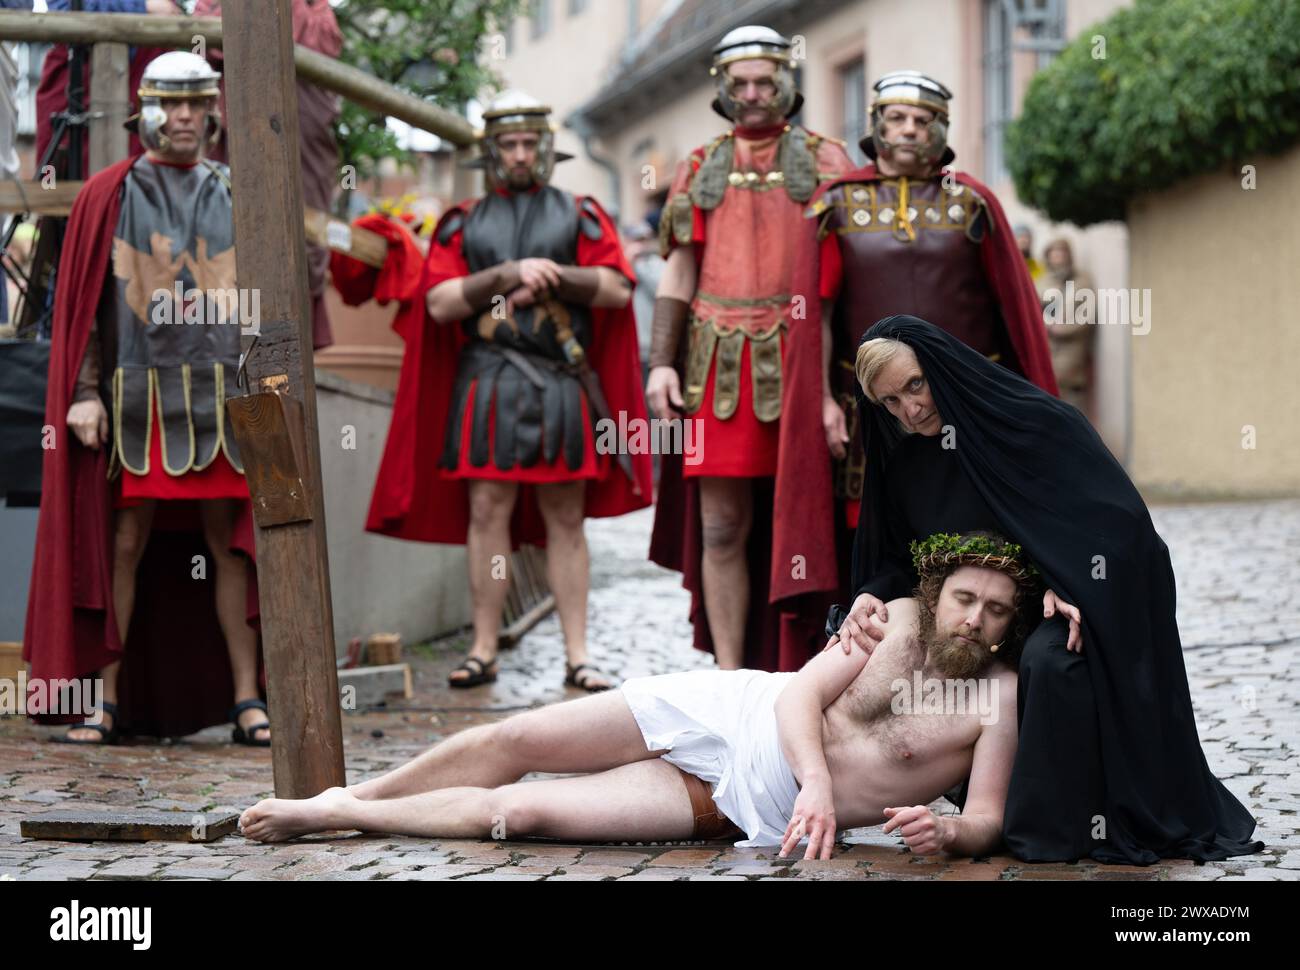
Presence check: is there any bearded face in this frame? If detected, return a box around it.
[918,565,1018,679]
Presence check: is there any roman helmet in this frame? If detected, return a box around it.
[708,25,803,122]
[134,50,223,153]
[476,90,573,189]
[863,70,955,167]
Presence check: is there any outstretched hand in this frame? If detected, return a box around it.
[1043,589,1084,653]
[882,805,951,856]
[779,778,837,860]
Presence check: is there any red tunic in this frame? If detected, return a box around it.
[117,398,248,506]
[662,126,853,479]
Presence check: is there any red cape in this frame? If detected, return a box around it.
[648,205,837,672]
[330,201,652,546]
[23,155,262,736]
[812,164,1059,393]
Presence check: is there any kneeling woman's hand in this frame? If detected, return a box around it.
[827,592,889,657]
[1043,589,1084,653]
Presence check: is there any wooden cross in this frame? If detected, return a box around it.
[218,0,344,799]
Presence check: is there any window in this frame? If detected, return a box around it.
[530,0,552,40]
[503,19,515,56]
[838,58,867,166]
[983,0,1066,181]
[569,0,588,14]
[982,0,1012,183]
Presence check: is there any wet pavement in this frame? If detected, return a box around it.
[1,501,1297,881]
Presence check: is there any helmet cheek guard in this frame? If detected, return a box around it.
[205,105,223,149]
[532,128,556,185]
[138,100,170,152]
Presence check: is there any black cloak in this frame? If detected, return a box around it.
[846,315,1263,864]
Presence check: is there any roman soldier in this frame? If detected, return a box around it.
[803,71,1058,544]
[25,51,266,745]
[646,26,854,671]
[330,91,651,692]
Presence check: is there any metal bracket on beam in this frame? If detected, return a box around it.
[225,386,314,528]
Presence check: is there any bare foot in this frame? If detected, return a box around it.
[239,786,357,843]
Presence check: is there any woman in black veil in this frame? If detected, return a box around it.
[829,314,1263,864]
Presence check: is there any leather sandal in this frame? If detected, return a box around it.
[448,655,498,689]
[57,700,120,745]
[229,698,272,747]
[565,663,613,693]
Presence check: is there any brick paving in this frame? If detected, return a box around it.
[1,500,1296,881]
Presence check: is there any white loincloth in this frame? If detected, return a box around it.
[620,668,803,848]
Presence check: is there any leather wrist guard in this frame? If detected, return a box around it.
[461,262,523,313]
[649,296,690,369]
[552,266,604,305]
[74,325,102,404]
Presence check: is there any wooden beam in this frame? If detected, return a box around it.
[0,180,392,269]
[302,206,388,269]
[88,42,130,173]
[0,180,83,216]
[0,11,476,145]
[21,810,240,843]
[221,0,344,800]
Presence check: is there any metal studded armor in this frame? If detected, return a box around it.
[812,174,1019,506]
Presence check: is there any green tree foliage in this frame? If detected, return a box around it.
[332,0,528,180]
[1007,0,1300,226]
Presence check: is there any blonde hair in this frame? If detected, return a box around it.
[855,337,909,403]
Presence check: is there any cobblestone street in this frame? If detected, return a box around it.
[2,500,1297,882]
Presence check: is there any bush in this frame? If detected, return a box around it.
[1006,0,1300,226]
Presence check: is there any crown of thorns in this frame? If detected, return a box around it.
[910,533,1040,583]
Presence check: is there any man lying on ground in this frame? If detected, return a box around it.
[240,532,1035,859]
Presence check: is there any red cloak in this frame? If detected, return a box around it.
[329,199,652,547]
[23,155,262,737]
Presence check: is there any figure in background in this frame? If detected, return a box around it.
[1039,236,1095,416]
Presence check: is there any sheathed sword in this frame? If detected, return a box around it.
[543,297,641,496]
